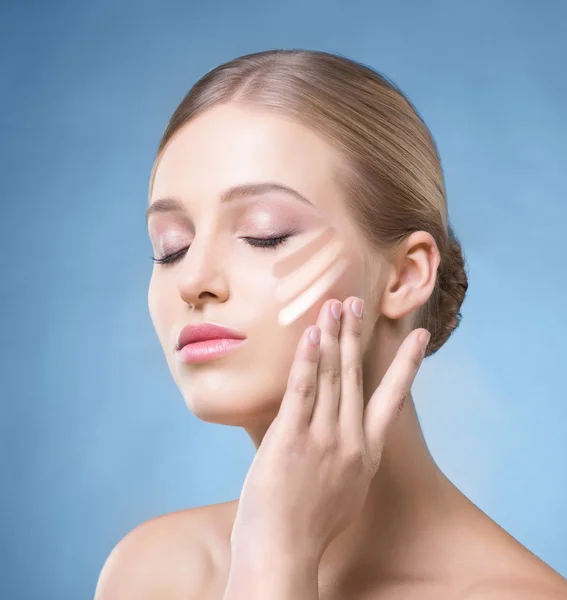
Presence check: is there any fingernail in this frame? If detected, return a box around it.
[351,298,364,319]
[309,327,321,345]
[419,330,431,351]
[331,301,342,320]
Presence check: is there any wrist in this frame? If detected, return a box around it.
[225,549,319,600]
[231,538,321,572]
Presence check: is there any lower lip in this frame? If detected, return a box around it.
[176,338,246,364]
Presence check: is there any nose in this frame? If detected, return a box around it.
[176,233,229,310]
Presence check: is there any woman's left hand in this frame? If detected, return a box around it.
[229,296,431,565]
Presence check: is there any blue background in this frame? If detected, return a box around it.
[1,0,566,598]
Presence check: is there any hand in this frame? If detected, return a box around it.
[229,296,431,565]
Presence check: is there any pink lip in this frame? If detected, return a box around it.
[175,322,247,364]
[177,338,246,364]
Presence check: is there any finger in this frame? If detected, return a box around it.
[309,299,342,432]
[363,329,430,463]
[276,325,322,433]
[338,297,365,441]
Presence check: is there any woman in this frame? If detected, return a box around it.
[95,49,567,599]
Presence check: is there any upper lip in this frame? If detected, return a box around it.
[176,322,247,350]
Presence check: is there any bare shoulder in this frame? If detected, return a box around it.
[443,498,567,600]
[458,534,567,600]
[94,500,237,600]
[461,577,567,599]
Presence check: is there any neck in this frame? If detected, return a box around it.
[317,394,458,592]
[316,329,461,591]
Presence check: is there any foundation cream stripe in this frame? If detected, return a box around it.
[277,258,349,327]
[274,239,345,304]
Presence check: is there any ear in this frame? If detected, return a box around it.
[379,231,440,321]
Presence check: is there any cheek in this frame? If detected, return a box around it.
[147,275,175,349]
[271,236,366,328]
[334,256,367,300]
[286,268,365,331]
[147,279,159,333]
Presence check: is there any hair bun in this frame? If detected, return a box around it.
[425,230,469,357]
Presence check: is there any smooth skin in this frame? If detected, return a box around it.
[95,104,567,599]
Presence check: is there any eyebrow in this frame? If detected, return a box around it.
[146,181,314,225]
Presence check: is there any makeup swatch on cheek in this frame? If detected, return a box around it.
[272,226,349,327]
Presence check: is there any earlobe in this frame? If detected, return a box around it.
[379,274,414,321]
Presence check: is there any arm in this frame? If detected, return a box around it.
[222,547,320,600]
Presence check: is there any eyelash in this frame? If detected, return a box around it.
[151,235,292,266]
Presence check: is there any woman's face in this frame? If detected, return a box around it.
[147,103,380,428]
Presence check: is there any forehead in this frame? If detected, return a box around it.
[150,104,346,213]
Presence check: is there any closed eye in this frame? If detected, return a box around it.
[242,235,291,249]
[151,235,292,266]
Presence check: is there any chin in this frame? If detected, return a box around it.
[179,368,286,427]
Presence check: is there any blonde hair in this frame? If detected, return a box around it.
[149,49,469,357]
